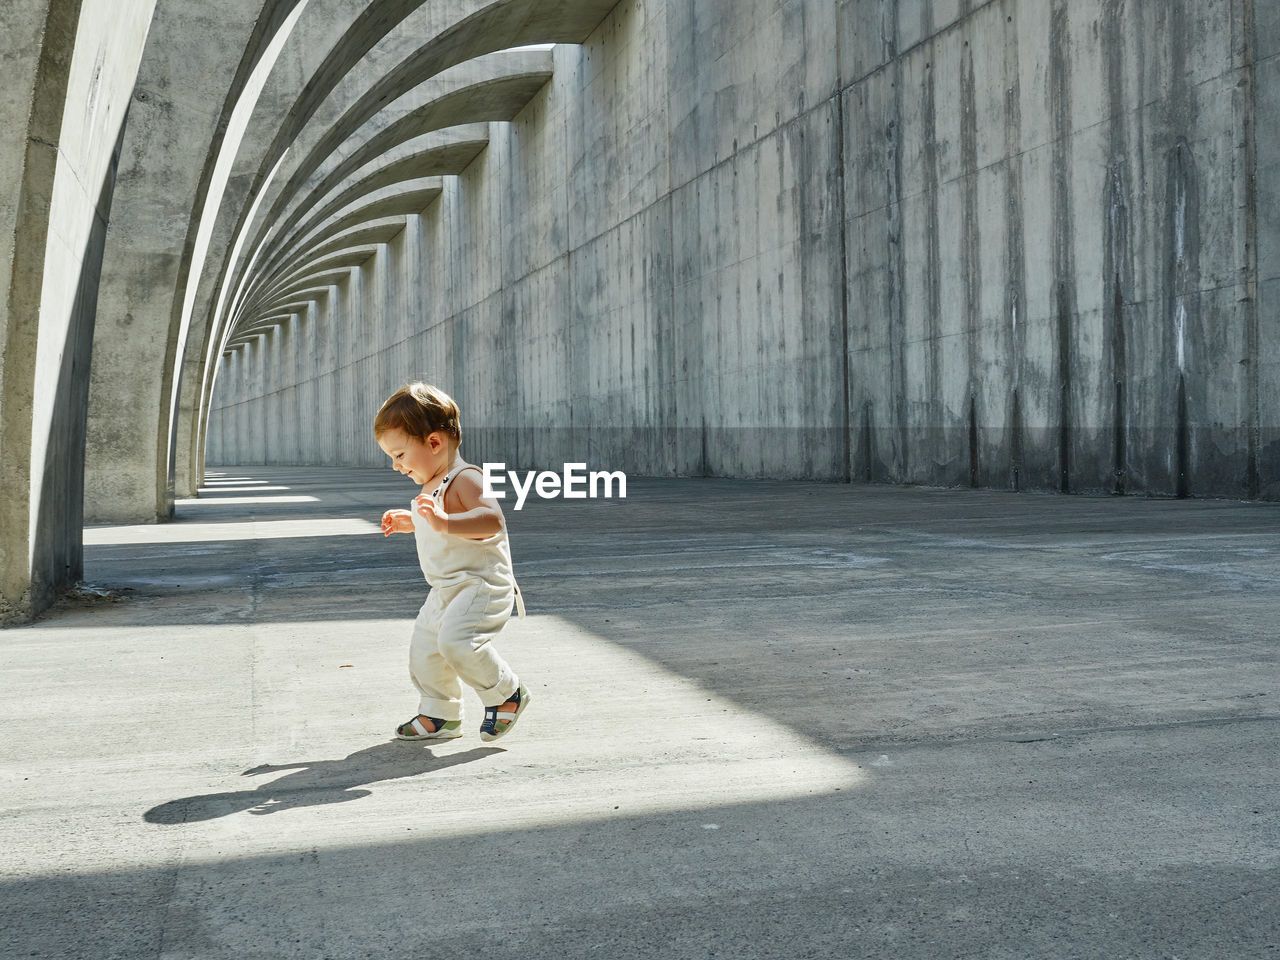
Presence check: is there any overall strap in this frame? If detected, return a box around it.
[429,463,481,500]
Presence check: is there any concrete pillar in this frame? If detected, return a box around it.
[81,0,278,524]
[0,0,155,622]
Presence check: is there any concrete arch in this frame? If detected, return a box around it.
[235,187,442,324]
[248,238,392,316]
[248,51,553,267]
[243,125,488,296]
[268,266,367,301]
[0,0,156,621]
[234,314,298,339]
[1,0,91,620]
[223,283,342,351]
[257,216,421,292]
[212,50,555,407]
[81,0,308,524]
[178,0,621,501]
[260,300,325,319]
[147,0,432,500]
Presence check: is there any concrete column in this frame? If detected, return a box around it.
[0,0,155,622]
[82,0,277,524]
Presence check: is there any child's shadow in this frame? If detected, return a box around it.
[144,741,499,824]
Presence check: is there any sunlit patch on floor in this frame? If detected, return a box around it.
[175,495,320,506]
[127,613,865,863]
[84,517,380,546]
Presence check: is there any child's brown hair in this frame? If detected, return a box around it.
[374,382,461,442]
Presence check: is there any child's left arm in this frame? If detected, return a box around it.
[413,469,505,539]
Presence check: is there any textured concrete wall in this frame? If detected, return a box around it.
[0,0,155,622]
[844,0,1275,498]
[208,0,1278,500]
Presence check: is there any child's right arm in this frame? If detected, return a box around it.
[381,509,414,537]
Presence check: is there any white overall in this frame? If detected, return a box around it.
[408,463,525,721]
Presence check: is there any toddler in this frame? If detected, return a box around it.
[374,382,529,742]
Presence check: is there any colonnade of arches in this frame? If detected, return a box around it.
[1,0,621,621]
[3,0,1277,623]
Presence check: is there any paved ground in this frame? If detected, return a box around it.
[2,467,1278,959]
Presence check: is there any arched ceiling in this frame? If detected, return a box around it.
[166,0,622,495]
[244,124,489,295]
[224,49,555,342]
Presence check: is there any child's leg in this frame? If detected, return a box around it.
[409,592,464,721]
[435,580,519,708]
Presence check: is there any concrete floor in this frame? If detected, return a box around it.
[2,467,1278,959]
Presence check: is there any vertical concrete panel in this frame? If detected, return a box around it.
[270,322,286,463]
[1064,124,1111,497]
[380,227,409,398]
[336,271,358,463]
[565,2,673,475]
[313,292,337,467]
[413,202,439,383]
[1101,0,1136,496]
[233,344,248,464]
[893,51,937,483]
[844,35,912,482]
[414,194,452,408]
[1188,2,1254,498]
[1126,4,1170,497]
[235,345,249,462]
[296,311,313,463]
[250,337,267,464]
[297,303,319,462]
[665,0,843,479]
[217,348,235,464]
[220,348,236,463]
[969,7,1015,489]
[1009,14,1059,492]
[347,273,365,463]
[838,0,895,86]
[360,245,391,464]
[280,313,299,464]
[933,29,971,486]
[1256,0,1280,496]
[206,351,227,464]
[262,326,280,462]
[475,155,509,467]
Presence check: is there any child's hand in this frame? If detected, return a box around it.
[413,493,449,532]
[380,509,414,536]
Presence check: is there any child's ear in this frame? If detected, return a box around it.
[427,431,444,451]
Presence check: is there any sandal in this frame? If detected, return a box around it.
[395,715,463,741]
[480,684,530,742]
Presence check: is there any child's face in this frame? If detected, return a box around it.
[376,427,445,485]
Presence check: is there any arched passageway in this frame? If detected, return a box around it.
[2,0,1278,622]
